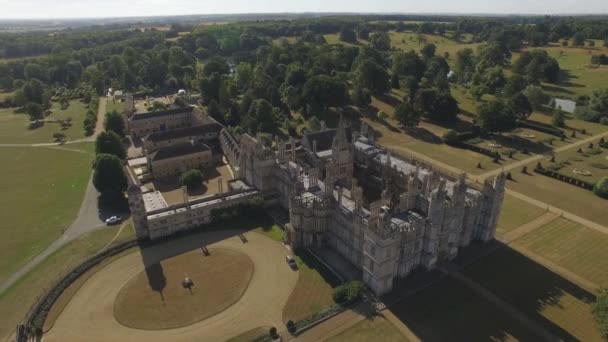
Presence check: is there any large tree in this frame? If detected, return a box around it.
[339,27,357,43]
[369,31,391,51]
[392,50,425,81]
[104,110,125,137]
[95,131,126,159]
[180,169,203,190]
[355,59,390,95]
[477,100,517,133]
[302,75,350,113]
[508,92,533,120]
[93,154,128,195]
[394,102,421,128]
[414,88,458,123]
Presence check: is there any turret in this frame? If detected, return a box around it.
[127,184,149,240]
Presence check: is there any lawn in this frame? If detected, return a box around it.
[0,143,95,284]
[543,144,608,184]
[389,31,482,62]
[282,250,342,323]
[388,276,543,342]
[514,217,608,287]
[506,163,608,227]
[496,194,546,235]
[463,246,602,342]
[253,224,285,242]
[114,247,254,330]
[0,100,90,144]
[105,98,124,114]
[326,315,409,342]
[513,43,608,98]
[0,224,134,340]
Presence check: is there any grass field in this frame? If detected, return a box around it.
[389,31,482,61]
[496,195,546,235]
[326,315,409,342]
[543,144,608,183]
[0,143,95,284]
[0,224,134,340]
[463,246,602,341]
[105,98,124,114]
[282,250,342,323]
[514,217,608,287]
[0,100,89,144]
[506,164,608,226]
[388,276,543,342]
[253,224,285,241]
[114,247,254,330]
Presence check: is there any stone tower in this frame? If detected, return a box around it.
[127,184,149,240]
[480,172,506,241]
[331,115,353,185]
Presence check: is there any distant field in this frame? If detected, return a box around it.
[496,194,545,235]
[0,100,89,144]
[515,217,608,287]
[388,276,543,342]
[389,31,482,61]
[463,246,602,342]
[0,143,95,285]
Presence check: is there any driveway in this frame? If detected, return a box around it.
[44,230,299,342]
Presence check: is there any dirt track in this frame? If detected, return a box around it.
[44,230,298,342]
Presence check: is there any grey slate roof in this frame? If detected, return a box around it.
[130,106,194,121]
[149,143,210,162]
[145,123,223,143]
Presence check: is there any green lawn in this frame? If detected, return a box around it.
[253,224,285,241]
[0,100,90,144]
[506,164,608,227]
[515,217,608,287]
[105,98,124,114]
[463,246,602,342]
[388,276,543,342]
[513,43,608,98]
[282,250,341,323]
[496,195,546,235]
[326,316,409,342]
[544,145,608,184]
[0,224,134,340]
[0,143,95,284]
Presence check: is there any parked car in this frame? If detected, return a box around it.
[105,216,122,225]
[286,255,298,270]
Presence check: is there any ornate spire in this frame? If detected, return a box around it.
[332,114,349,151]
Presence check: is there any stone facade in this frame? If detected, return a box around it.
[128,106,207,138]
[127,114,505,296]
[237,119,505,295]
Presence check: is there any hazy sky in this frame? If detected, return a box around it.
[2,0,607,19]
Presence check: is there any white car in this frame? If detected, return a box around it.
[105,216,122,225]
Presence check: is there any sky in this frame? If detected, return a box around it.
[1,0,607,19]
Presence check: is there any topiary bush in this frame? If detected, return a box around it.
[442,129,459,144]
[180,169,203,190]
[594,177,608,199]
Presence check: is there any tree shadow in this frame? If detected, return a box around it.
[382,240,596,342]
[405,127,442,144]
[493,134,554,155]
[97,192,129,222]
[375,93,402,108]
[541,84,575,95]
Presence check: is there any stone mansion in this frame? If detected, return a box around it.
[127,105,505,295]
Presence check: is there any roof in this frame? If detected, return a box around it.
[130,106,194,121]
[145,123,223,143]
[302,127,352,152]
[554,98,576,113]
[149,143,210,162]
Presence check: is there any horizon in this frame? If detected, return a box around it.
[1,0,607,20]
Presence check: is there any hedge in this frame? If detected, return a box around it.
[518,120,565,137]
[534,167,595,190]
[445,140,501,159]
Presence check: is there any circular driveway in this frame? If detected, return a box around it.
[44,230,298,342]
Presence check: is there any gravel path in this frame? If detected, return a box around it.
[44,230,298,342]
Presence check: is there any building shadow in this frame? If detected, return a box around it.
[381,240,597,342]
[144,262,167,302]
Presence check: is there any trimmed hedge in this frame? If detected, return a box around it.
[446,140,501,159]
[534,167,595,190]
[518,120,565,137]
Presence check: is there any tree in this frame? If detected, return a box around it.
[242,99,277,134]
[394,102,421,128]
[503,75,528,98]
[25,102,43,120]
[552,107,566,127]
[235,62,253,89]
[573,33,586,47]
[391,73,400,89]
[369,31,391,51]
[477,100,517,133]
[351,86,371,107]
[308,116,321,131]
[93,154,127,195]
[508,92,533,120]
[104,110,125,136]
[302,75,350,113]
[523,85,550,110]
[53,132,66,142]
[421,43,436,59]
[58,95,70,110]
[512,50,561,83]
[333,281,365,305]
[339,27,357,43]
[414,88,458,123]
[355,59,389,95]
[377,110,389,121]
[455,48,475,83]
[202,57,229,76]
[180,169,203,190]
[594,178,608,199]
[393,50,426,80]
[95,131,126,159]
